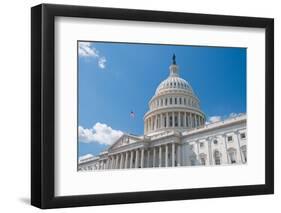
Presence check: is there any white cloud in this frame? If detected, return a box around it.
[79,42,99,57]
[79,154,94,162]
[208,116,222,123]
[207,112,244,124]
[79,123,123,145]
[98,57,106,69]
[78,42,107,69]
[229,112,238,118]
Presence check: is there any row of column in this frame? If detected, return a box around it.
[145,112,204,133]
[91,143,181,170]
[193,132,246,166]
[151,96,198,110]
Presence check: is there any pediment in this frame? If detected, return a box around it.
[108,134,141,151]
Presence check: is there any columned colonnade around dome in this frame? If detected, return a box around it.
[144,111,204,135]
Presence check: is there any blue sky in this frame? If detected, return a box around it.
[78,41,246,158]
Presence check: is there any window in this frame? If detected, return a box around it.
[228,149,237,164]
[175,97,177,104]
[227,136,233,142]
[200,142,204,148]
[180,114,183,127]
[169,116,173,127]
[214,150,221,165]
[184,98,186,105]
[174,82,176,87]
[175,115,178,127]
[179,97,182,104]
[165,98,168,106]
[200,157,206,165]
[213,140,218,145]
[240,133,246,139]
[161,99,163,106]
[170,98,172,105]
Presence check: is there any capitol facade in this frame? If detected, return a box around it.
[78,55,247,171]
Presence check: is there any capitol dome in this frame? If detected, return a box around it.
[144,54,205,135]
[155,76,194,95]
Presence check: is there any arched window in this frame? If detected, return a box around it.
[228,148,237,164]
[214,150,221,165]
[199,153,207,165]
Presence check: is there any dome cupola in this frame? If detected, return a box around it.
[144,55,205,135]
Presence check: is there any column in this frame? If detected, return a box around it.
[113,155,118,169]
[159,146,162,167]
[160,114,163,129]
[110,157,113,169]
[147,150,150,168]
[153,147,156,167]
[178,111,180,127]
[135,149,139,168]
[120,153,124,169]
[235,132,243,163]
[145,121,147,133]
[172,112,175,127]
[165,144,169,167]
[125,152,128,169]
[130,151,134,168]
[209,138,213,165]
[224,134,230,164]
[176,144,181,166]
[184,112,187,127]
[154,115,157,130]
[141,149,144,168]
[166,112,169,127]
[172,143,175,167]
[188,113,192,128]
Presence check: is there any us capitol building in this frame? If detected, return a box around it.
[78,55,247,171]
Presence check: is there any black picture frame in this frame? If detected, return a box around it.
[31,3,274,209]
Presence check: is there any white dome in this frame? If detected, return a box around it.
[155,76,194,95]
[143,55,205,136]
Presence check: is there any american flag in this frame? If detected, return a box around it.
[130,111,135,118]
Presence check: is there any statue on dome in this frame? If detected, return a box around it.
[172,54,176,65]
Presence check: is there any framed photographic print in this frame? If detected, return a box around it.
[31,3,274,209]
